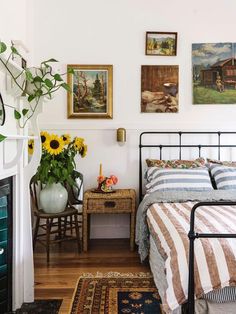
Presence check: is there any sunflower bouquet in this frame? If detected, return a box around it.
[29,131,87,186]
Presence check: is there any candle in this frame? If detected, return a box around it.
[99,163,103,176]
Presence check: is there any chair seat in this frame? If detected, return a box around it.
[35,206,78,218]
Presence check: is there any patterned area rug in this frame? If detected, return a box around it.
[70,272,162,314]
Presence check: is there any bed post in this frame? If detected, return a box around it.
[187,204,197,314]
[139,132,143,203]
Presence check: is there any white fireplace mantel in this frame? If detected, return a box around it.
[0,53,42,309]
[0,109,42,310]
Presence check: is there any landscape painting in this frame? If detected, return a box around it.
[145,32,177,56]
[192,42,236,104]
[67,64,113,118]
[141,65,179,113]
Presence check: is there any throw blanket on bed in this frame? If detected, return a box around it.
[135,190,236,311]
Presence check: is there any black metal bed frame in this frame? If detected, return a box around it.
[139,131,236,314]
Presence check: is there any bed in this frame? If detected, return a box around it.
[136,131,236,314]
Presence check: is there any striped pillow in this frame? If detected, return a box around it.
[210,164,236,190]
[146,168,213,193]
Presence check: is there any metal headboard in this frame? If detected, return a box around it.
[139,131,236,202]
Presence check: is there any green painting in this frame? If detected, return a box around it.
[192,43,236,104]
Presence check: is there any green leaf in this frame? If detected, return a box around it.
[42,58,58,65]
[22,108,29,116]
[0,109,2,116]
[67,67,74,74]
[44,79,53,88]
[35,89,43,97]
[33,76,44,83]
[0,42,7,54]
[61,83,71,92]
[11,46,20,55]
[0,134,6,142]
[54,73,63,81]
[14,110,21,120]
[28,94,35,102]
[25,70,34,81]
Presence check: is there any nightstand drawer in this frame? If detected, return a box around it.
[87,198,132,212]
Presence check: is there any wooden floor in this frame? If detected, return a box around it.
[34,238,150,314]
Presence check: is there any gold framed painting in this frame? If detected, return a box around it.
[67,64,113,119]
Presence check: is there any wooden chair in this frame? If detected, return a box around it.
[66,172,83,234]
[30,176,81,264]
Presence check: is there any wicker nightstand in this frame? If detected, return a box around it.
[83,189,136,252]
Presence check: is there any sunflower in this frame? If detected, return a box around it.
[74,137,84,151]
[80,144,87,158]
[40,131,50,148]
[28,139,34,155]
[44,134,64,155]
[61,134,71,145]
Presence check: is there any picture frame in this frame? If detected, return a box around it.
[192,42,236,104]
[141,65,179,113]
[67,64,113,119]
[145,32,177,56]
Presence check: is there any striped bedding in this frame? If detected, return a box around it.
[147,201,236,312]
[145,168,213,194]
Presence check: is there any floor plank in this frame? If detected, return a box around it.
[34,238,150,314]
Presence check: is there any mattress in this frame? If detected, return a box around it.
[148,203,236,314]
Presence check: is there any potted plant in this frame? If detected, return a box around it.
[0,41,73,141]
[29,131,87,213]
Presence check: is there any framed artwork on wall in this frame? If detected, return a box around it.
[141,65,179,113]
[67,64,113,119]
[192,42,236,104]
[145,32,177,56]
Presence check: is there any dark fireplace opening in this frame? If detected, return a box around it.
[0,177,13,314]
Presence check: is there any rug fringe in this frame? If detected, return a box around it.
[79,271,153,278]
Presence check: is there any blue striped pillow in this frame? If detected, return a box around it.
[146,168,213,193]
[210,164,236,190]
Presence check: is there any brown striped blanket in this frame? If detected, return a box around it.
[135,191,236,312]
[148,202,236,311]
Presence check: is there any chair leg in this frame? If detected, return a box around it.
[58,217,62,248]
[70,215,73,234]
[46,218,52,264]
[74,214,80,253]
[33,217,40,250]
[63,216,67,237]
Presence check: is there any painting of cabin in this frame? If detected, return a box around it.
[192,42,236,104]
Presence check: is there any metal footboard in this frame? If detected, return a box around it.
[187,201,236,314]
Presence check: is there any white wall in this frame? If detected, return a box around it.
[31,0,236,238]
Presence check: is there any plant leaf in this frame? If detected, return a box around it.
[22,108,29,116]
[54,73,63,81]
[61,83,71,92]
[28,94,35,102]
[0,134,6,142]
[42,58,58,64]
[14,110,21,120]
[67,67,75,74]
[33,76,44,83]
[25,70,34,81]
[44,79,53,88]
[0,42,7,54]
[11,46,20,56]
